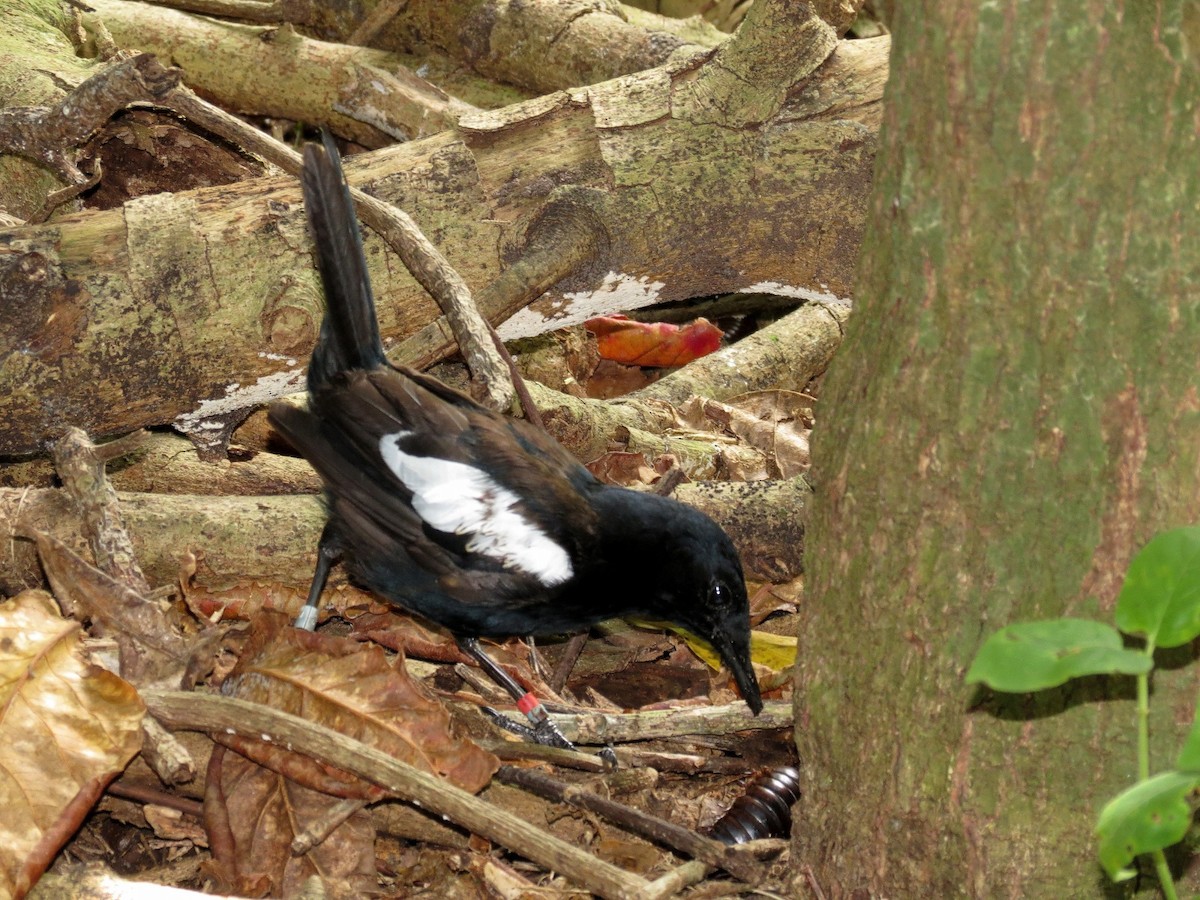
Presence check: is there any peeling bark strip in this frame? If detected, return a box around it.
[499,271,667,340]
[0,22,885,453]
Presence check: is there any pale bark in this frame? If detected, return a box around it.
[627,0,863,36]
[630,300,849,407]
[84,0,505,145]
[363,0,725,94]
[0,5,885,454]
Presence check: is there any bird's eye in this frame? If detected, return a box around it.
[710,582,731,607]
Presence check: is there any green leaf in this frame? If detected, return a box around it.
[1115,526,1200,648]
[1096,771,1200,881]
[1177,705,1200,771]
[966,619,1151,692]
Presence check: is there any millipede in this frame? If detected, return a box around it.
[706,766,802,845]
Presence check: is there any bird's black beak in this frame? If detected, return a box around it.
[711,622,763,715]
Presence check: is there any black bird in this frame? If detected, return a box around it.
[269,135,762,739]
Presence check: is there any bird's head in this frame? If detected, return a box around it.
[601,491,763,714]
[670,517,762,715]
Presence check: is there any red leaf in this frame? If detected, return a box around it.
[585,316,723,367]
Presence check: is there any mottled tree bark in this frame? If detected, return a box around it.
[797,1,1200,896]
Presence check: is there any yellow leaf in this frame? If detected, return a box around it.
[628,618,797,671]
[748,630,798,670]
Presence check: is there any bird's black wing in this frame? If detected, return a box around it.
[269,386,458,580]
[358,368,602,591]
[383,365,603,551]
[272,366,600,611]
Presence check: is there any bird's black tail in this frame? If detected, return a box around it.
[302,131,387,389]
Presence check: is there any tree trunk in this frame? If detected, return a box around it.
[796,1,1200,896]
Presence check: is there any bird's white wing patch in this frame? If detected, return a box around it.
[379,434,573,586]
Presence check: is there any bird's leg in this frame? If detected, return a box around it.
[295,523,340,631]
[457,636,577,752]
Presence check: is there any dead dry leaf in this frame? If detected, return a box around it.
[204,745,377,898]
[182,581,307,623]
[144,805,208,847]
[205,616,497,896]
[669,626,797,674]
[585,451,664,487]
[731,389,814,477]
[34,531,192,687]
[584,357,661,398]
[346,606,461,661]
[219,614,498,793]
[594,834,663,872]
[0,590,144,900]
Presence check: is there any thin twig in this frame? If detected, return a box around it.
[643,860,711,898]
[157,86,512,409]
[347,0,408,45]
[46,428,198,787]
[142,689,684,900]
[380,191,605,372]
[0,53,179,187]
[611,748,752,775]
[495,765,764,884]
[548,700,793,744]
[487,321,543,426]
[29,158,102,224]
[479,738,611,773]
[802,864,829,900]
[107,781,204,819]
[95,428,156,463]
[291,798,371,855]
[51,427,152,595]
[139,716,197,786]
[548,631,589,692]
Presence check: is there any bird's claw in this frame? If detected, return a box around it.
[532,719,577,752]
[481,706,577,752]
[599,746,618,769]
